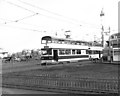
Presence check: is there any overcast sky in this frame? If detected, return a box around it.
[0,0,119,53]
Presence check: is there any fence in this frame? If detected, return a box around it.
[2,75,118,94]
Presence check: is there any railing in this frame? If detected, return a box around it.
[2,75,118,94]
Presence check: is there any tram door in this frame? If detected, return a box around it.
[99,51,101,58]
[53,50,58,61]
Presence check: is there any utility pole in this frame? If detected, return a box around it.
[107,26,112,62]
[100,8,105,47]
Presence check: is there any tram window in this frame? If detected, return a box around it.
[94,51,99,54]
[88,50,92,54]
[42,40,51,44]
[41,40,46,44]
[65,41,68,44]
[52,39,57,43]
[77,49,81,54]
[48,49,52,55]
[100,51,103,54]
[81,43,84,45]
[61,41,65,44]
[72,50,75,54]
[59,49,65,55]
[81,50,86,54]
[52,40,56,43]
[65,49,71,54]
[47,40,52,43]
[41,49,52,55]
[86,50,89,54]
[58,40,62,44]
[113,44,118,48]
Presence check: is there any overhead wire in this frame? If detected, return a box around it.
[18,0,66,18]
[18,0,102,29]
[4,0,83,26]
[6,0,36,13]
[0,23,45,33]
[0,18,46,33]
[0,17,48,31]
[0,13,38,24]
[3,0,112,31]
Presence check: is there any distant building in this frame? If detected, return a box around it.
[0,48,8,58]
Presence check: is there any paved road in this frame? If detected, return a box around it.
[2,87,62,94]
[1,87,118,96]
[2,61,93,73]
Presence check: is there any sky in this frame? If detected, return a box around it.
[0,0,119,53]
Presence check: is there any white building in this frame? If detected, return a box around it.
[0,48,8,58]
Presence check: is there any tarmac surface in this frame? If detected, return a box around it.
[2,87,61,94]
[1,60,119,95]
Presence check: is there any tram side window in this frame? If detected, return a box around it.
[59,49,65,55]
[86,50,89,54]
[88,50,92,54]
[42,40,51,44]
[77,49,81,54]
[94,51,99,54]
[65,49,71,55]
[81,50,86,54]
[52,40,55,43]
[72,49,75,54]
[41,49,52,55]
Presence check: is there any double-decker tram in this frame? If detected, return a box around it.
[40,36,103,64]
[110,33,120,62]
[103,33,120,62]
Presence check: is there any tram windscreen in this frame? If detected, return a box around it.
[41,36,52,44]
[41,49,52,55]
[114,49,120,55]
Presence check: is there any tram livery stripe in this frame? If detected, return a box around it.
[41,55,89,60]
[58,55,89,59]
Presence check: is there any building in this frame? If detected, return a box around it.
[0,48,8,58]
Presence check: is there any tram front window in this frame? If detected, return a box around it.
[41,40,52,44]
[114,49,120,55]
[42,40,47,44]
[41,49,52,55]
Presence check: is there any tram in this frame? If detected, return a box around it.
[103,33,120,62]
[88,45,103,62]
[40,36,103,64]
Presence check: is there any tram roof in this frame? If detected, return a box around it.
[111,32,120,36]
[110,32,120,40]
[42,36,91,43]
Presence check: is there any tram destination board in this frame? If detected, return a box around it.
[44,46,49,49]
